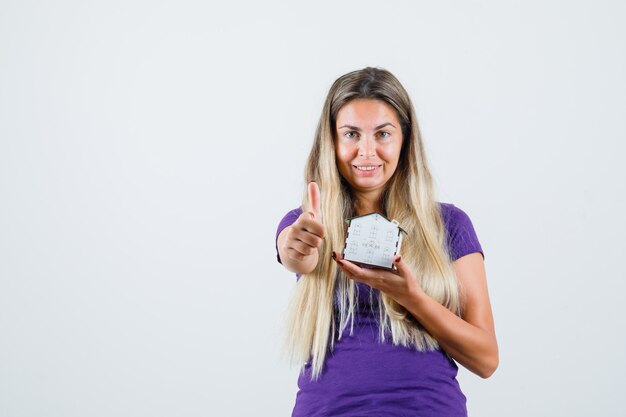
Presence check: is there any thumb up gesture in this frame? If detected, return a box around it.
[278,181,327,274]
[306,180,322,221]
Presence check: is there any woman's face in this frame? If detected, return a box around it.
[334,98,404,197]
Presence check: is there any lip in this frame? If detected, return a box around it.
[352,164,382,176]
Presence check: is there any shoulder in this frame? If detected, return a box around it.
[437,202,484,262]
[276,207,304,240]
[438,202,472,227]
[278,207,304,228]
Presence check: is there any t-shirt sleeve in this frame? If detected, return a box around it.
[440,203,484,262]
[275,207,304,264]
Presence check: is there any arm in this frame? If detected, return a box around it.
[334,252,498,378]
[399,252,498,378]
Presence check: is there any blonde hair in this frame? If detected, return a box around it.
[284,67,460,381]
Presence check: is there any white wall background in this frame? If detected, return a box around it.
[1,1,624,416]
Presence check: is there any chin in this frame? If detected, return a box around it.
[352,180,387,192]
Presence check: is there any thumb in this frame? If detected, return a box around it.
[308,181,322,221]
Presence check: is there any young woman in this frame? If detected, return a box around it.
[275,67,498,416]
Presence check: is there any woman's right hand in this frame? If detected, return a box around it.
[277,182,326,274]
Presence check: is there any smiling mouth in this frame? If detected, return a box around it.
[354,165,382,171]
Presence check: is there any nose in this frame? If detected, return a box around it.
[358,135,375,157]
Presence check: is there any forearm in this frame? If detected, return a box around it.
[401,289,498,378]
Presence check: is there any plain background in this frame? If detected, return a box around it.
[1,1,625,416]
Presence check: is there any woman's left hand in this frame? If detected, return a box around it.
[332,252,421,307]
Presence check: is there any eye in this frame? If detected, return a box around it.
[378,131,390,139]
[344,131,359,139]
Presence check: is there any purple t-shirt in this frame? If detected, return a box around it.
[276,203,483,417]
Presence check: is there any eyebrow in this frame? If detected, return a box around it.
[337,122,396,131]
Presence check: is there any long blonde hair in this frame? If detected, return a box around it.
[284,67,460,381]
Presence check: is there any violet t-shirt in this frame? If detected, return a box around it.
[276,203,483,417]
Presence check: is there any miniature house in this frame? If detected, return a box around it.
[342,213,406,270]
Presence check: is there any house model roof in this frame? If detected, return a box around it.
[342,212,405,270]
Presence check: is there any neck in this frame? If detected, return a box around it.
[354,190,384,216]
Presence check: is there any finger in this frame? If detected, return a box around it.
[288,240,317,257]
[308,181,322,221]
[335,258,369,282]
[392,255,409,275]
[331,251,344,261]
[286,248,306,262]
[334,258,358,281]
[295,232,323,249]
[295,213,326,239]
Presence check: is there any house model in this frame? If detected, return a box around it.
[342,212,406,270]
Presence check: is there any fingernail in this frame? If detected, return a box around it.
[331,251,337,260]
[395,256,402,263]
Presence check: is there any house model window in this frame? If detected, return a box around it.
[342,212,406,270]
